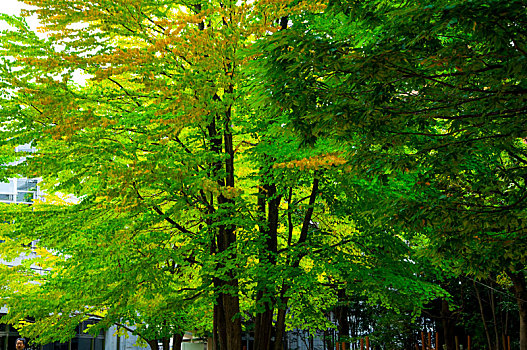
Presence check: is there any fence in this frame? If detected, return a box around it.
[334,332,513,350]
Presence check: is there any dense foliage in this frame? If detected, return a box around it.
[0,0,526,350]
[258,0,527,348]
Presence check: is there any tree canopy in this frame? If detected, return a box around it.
[1,0,526,350]
[258,0,527,348]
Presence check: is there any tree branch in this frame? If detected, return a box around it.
[297,174,320,245]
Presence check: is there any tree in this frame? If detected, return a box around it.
[258,0,527,348]
[0,1,360,349]
[0,1,306,348]
[0,1,452,349]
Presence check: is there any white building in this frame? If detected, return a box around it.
[0,178,42,205]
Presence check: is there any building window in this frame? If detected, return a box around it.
[0,179,41,205]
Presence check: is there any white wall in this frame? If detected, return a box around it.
[181,344,205,350]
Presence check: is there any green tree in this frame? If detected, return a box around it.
[0,1,299,348]
[257,0,527,348]
[0,2,360,350]
[0,1,450,350]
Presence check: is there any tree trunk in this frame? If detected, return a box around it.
[213,302,224,350]
[213,224,241,350]
[211,199,242,349]
[147,340,159,350]
[474,280,493,350]
[214,278,242,350]
[507,270,527,350]
[490,289,500,350]
[208,93,241,350]
[440,299,457,350]
[223,291,242,350]
[172,334,184,350]
[254,180,281,350]
[254,303,274,350]
[161,338,169,350]
[273,307,287,350]
[336,289,350,350]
